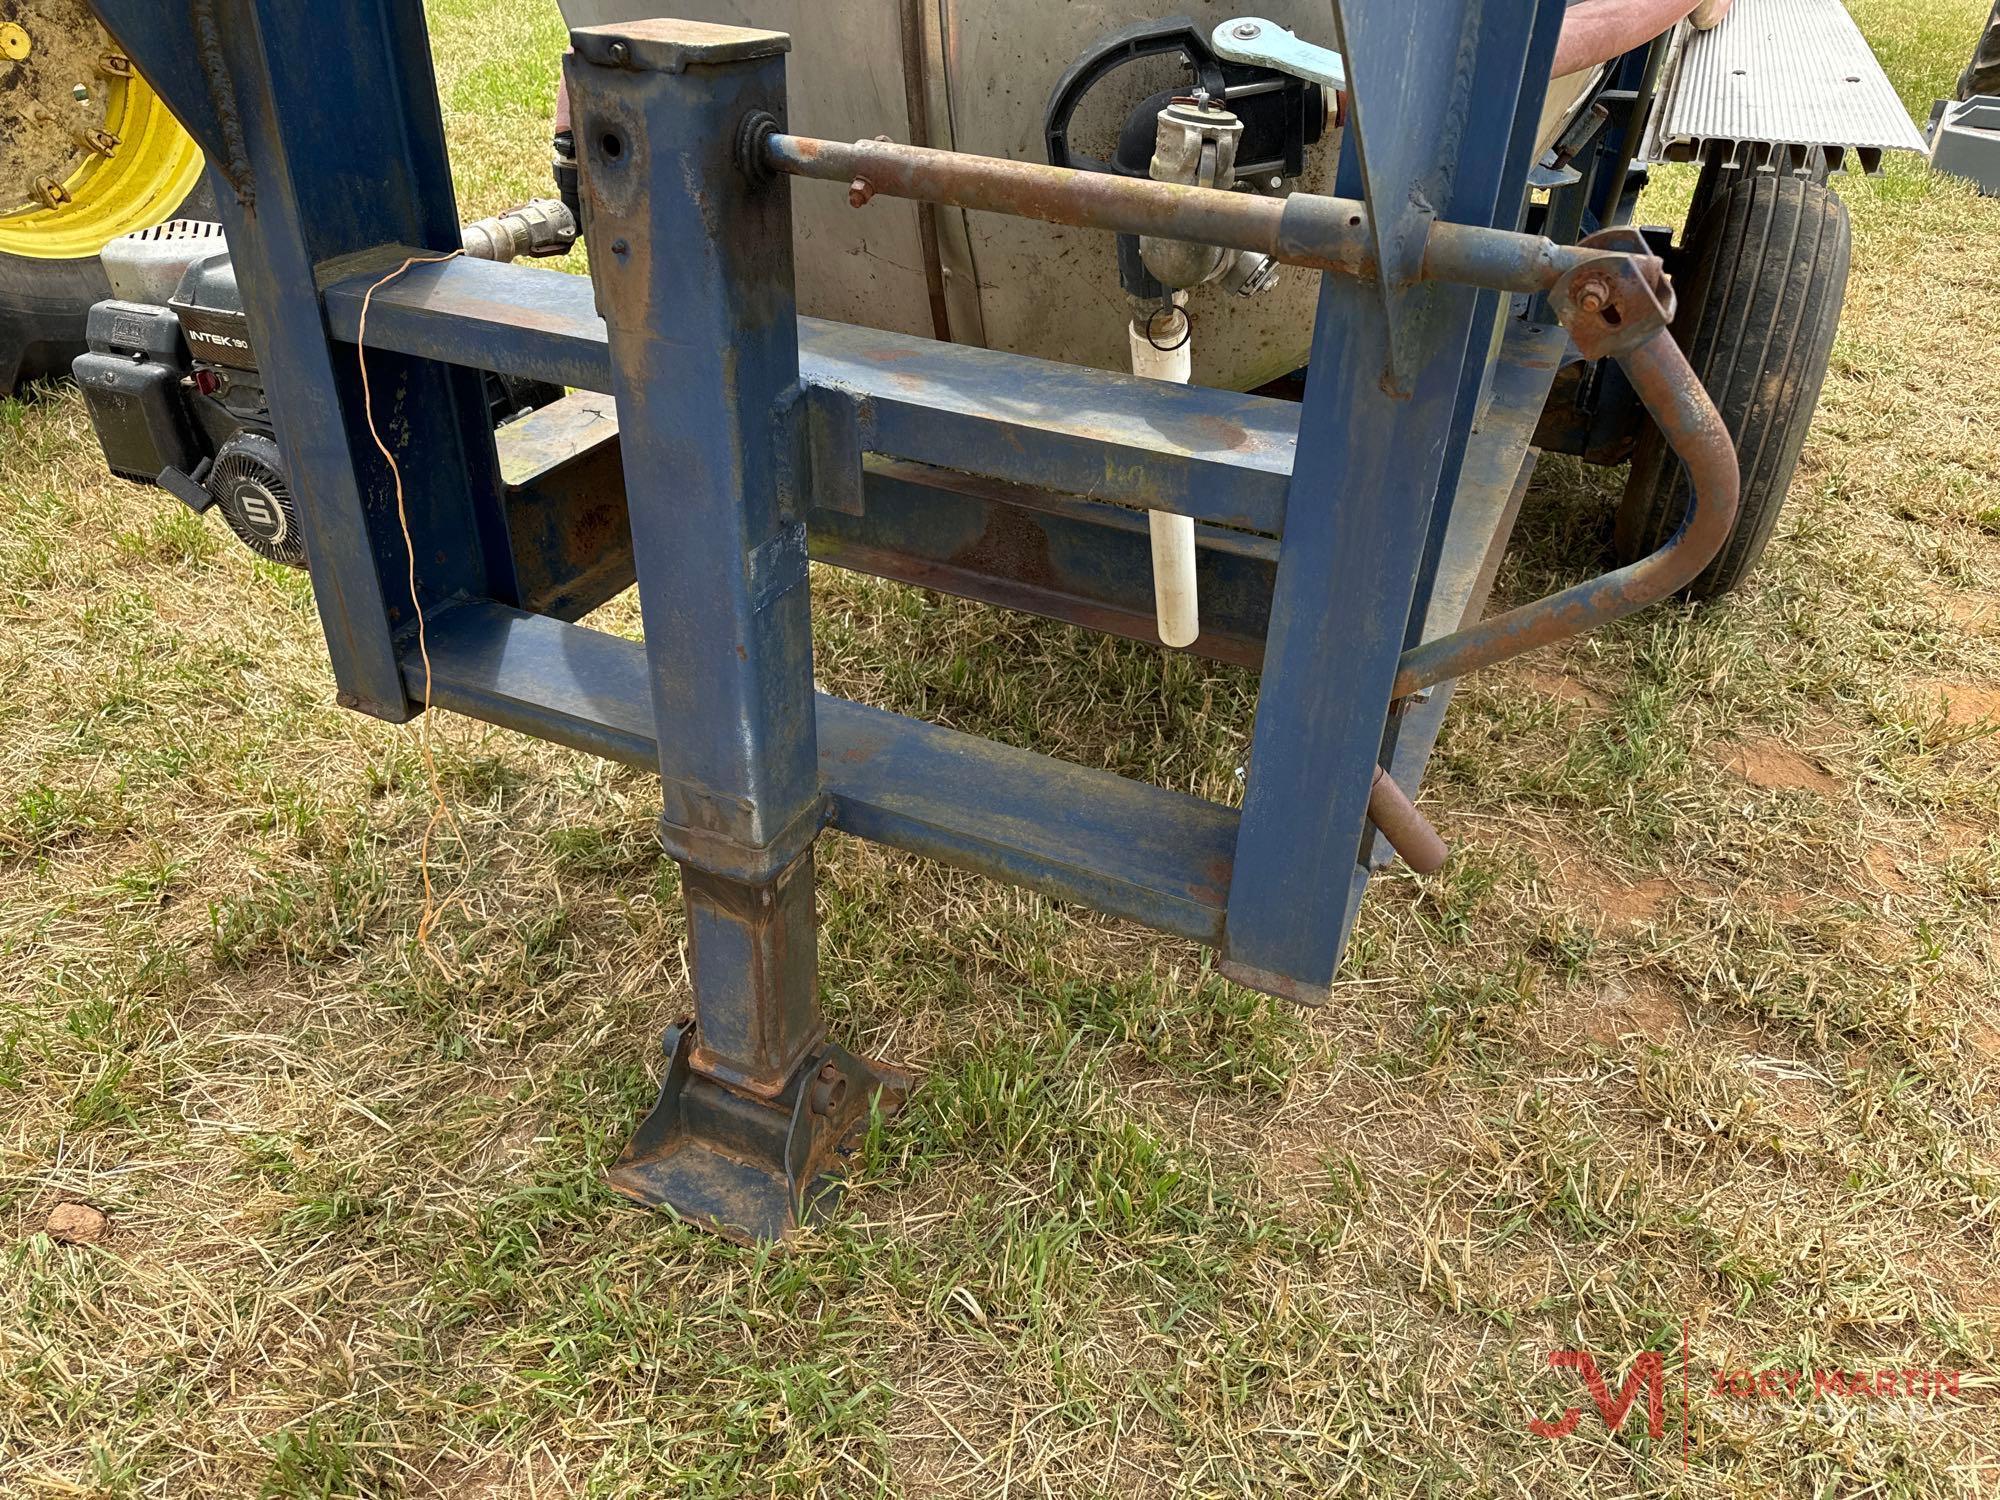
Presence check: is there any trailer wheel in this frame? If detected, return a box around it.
[0,0,209,395]
[1613,172,1850,600]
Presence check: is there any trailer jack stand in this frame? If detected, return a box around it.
[610,1021,910,1245]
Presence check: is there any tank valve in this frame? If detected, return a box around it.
[1137,96,1244,291]
[1129,94,1266,651]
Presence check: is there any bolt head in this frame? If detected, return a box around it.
[72,83,90,102]
[1232,21,1262,39]
[607,40,629,64]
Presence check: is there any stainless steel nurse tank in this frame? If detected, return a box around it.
[553,1,1346,390]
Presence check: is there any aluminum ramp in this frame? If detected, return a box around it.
[1643,0,1928,173]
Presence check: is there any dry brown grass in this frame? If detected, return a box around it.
[3,0,1999,1494]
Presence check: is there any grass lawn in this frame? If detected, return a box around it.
[3,0,1998,1494]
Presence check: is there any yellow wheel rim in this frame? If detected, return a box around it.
[0,67,206,262]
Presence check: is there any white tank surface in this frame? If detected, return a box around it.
[555,1,1343,390]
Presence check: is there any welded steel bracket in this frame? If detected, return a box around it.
[81,0,1734,1220]
[609,1021,911,1245]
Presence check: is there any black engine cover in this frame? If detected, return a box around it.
[169,252,257,370]
[74,352,199,485]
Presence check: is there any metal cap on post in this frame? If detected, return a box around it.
[568,18,790,75]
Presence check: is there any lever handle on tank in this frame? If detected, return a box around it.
[1208,18,1347,93]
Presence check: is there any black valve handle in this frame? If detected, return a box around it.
[1044,16,1229,177]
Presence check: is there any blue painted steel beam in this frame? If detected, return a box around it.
[1219,0,1568,1004]
[409,602,1238,944]
[813,461,1276,668]
[318,257,1297,534]
[490,401,1280,660]
[564,27,818,883]
[490,311,1563,679]
[1377,318,1570,864]
[89,0,512,724]
[1367,11,1569,867]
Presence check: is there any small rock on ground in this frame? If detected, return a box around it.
[45,1203,109,1245]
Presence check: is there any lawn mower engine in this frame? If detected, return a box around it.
[72,201,575,569]
[73,223,303,565]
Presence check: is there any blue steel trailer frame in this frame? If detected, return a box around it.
[85,1,1736,1242]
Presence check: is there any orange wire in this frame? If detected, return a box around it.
[355,248,466,950]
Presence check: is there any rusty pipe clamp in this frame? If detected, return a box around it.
[1392,227,1740,698]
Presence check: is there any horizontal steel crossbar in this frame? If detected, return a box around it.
[411,600,1240,943]
[321,255,1298,534]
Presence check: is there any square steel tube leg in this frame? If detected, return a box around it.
[564,22,904,1239]
[682,852,822,1095]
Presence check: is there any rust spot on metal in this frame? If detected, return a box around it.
[1183,411,1253,452]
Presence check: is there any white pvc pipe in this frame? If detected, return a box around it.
[1127,311,1200,649]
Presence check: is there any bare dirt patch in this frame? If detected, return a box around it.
[1598,877,1675,926]
[1580,972,1686,1044]
[1520,830,1692,931]
[1519,666,1610,711]
[1860,844,1909,893]
[1941,591,1999,634]
[1916,678,2000,729]
[1963,1019,2000,1061]
[1718,737,1841,797]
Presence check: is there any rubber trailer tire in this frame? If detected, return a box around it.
[1613,172,1850,601]
[0,175,215,398]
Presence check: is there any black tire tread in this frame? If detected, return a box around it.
[1614,172,1850,600]
[1961,0,2000,101]
[1,174,217,397]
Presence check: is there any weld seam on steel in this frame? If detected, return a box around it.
[1390,329,1740,697]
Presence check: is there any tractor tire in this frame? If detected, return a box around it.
[1961,0,2000,101]
[0,175,214,398]
[1,0,211,397]
[1613,172,1850,601]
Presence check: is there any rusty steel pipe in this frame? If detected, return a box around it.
[1392,327,1740,697]
[1421,220,1596,296]
[1368,767,1448,874]
[762,131,1593,295]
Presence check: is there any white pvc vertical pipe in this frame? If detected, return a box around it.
[1127,310,1200,649]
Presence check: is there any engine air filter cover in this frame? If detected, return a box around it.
[207,431,304,567]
